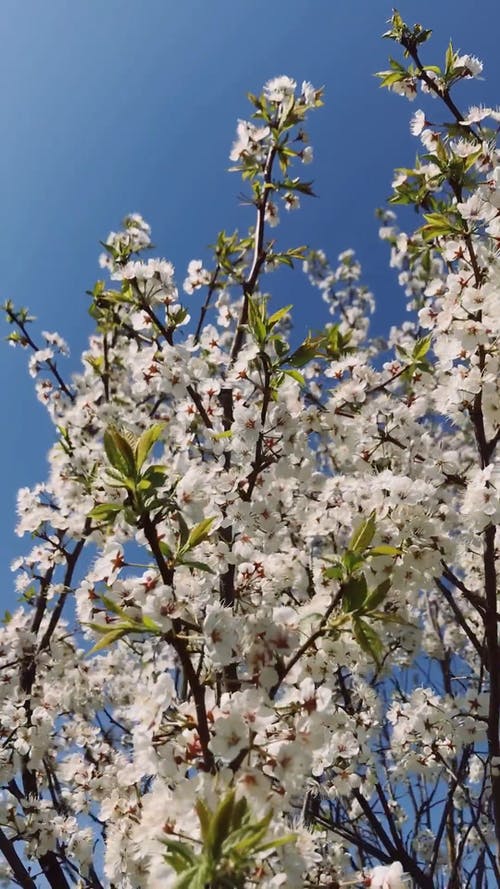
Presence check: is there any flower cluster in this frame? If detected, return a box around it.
[0,13,499,889]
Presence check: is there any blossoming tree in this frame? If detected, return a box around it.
[1,12,499,889]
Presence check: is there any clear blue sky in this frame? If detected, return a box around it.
[1,0,498,607]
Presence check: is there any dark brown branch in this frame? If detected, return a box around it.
[38,851,72,889]
[242,352,274,501]
[230,142,278,364]
[193,266,220,344]
[352,790,435,889]
[269,590,342,699]
[399,37,481,143]
[434,577,484,661]
[142,513,214,772]
[4,306,75,402]
[313,811,394,865]
[0,827,37,889]
[483,523,500,859]
[170,634,215,772]
[441,562,486,616]
[39,526,90,652]
[428,748,470,879]
[374,782,408,853]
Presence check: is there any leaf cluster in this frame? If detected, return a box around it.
[163,790,295,889]
[88,424,169,527]
[323,511,407,666]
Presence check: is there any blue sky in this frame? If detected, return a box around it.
[1,0,499,607]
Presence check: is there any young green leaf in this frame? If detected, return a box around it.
[352,617,384,666]
[254,833,297,853]
[341,575,368,613]
[185,516,216,551]
[171,864,202,889]
[195,799,212,844]
[178,559,216,574]
[342,550,365,575]
[363,578,392,611]
[323,564,345,581]
[88,502,123,523]
[176,512,190,549]
[135,422,165,471]
[87,626,130,655]
[100,595,130,618]
[412,334,432,361]
[162,838,197,870]
[349,510,377,553]
[369,611,414,627]
[207,790,236,860]
[247,296,267,346]
[369,545,401,557]
[282,368,305,386]
[103,427,137,479]
[268,304,292,328]
[140,615,162,632]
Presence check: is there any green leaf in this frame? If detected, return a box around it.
[178,559,216,574]
[207,790,236,860]
[164,852,193,876]
[103,468,131,488]
[273,336,289,359]
[364,578,392,611]
[140,615,162,632]
[87,621,114,635]
[224,810,272,857]
[377,70,406,88]
[88,502,123,523]
[230,797,249,832]
[416,29,433,47]
[369,610,414,627]
[352,617,384,666]
[268,305,292,327]
[342,551,365,575]
[445,39,455,76]
[247,296,267,346]
[176,512,190,549]
[159,540,173,558]
[141,465,168,488]
[192,863,214,889]
[104,427,137,479]
[282,368,305,386]
[420,212,461,242]
[123,507,138,525]
[254,833,297,853]
[225,825,269,857]
[270,253,293,268]
[369,545,401,557]
[163,839,197,869]
[349,510,376,553]
[135,423,165,471]
[412,334,432,361]
[221,823,258,854]
[391,10,404,31]
[195,799,212,844]
[287,334,320,367]
[22,586,36,603]
[323,564,344,581]
[171,865,202,889]
[100,595,130,618]
[341,575,368,613]
[87,626,129,655]
[186,516,216,551]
